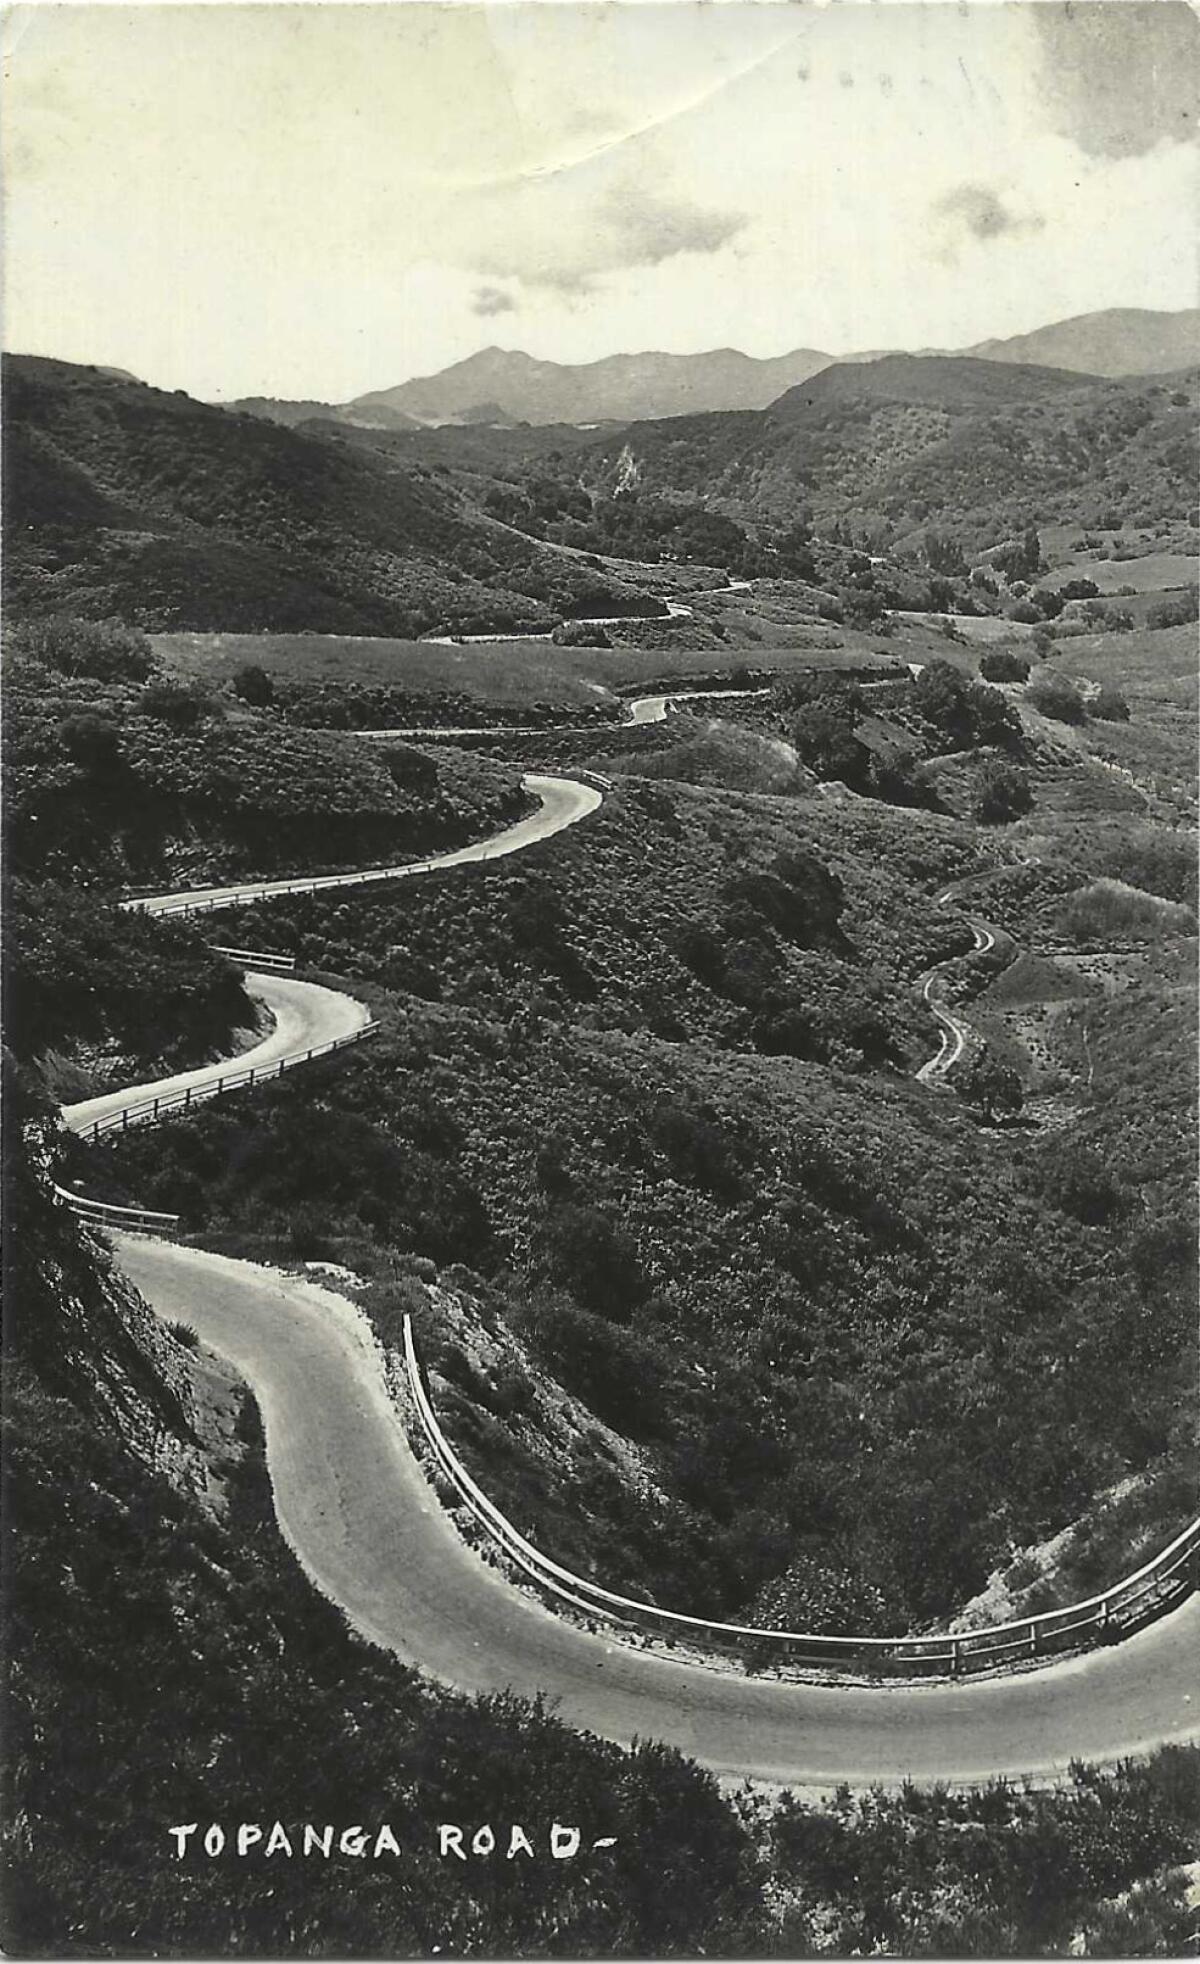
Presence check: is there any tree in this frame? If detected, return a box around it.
[232,663,274,706]
[924,530,966,576]
[1026,669,1086,725]
[957,1050,1023,1123]
[979,649,1030,684]
[974,758,1033,824]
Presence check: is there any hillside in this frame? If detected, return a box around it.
[574,359,1198,551]
[967,307,1200,380]
[1,357,652,636]
[770,353,1089,414]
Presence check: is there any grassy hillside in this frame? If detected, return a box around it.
[4,636,528,891]
[2,357,656,636]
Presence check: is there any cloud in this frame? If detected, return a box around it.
[471,284,517,317]
[935,183,1045,252]
[1031,1,1199,159]
[466,178,749,299]
[600,182,747,270]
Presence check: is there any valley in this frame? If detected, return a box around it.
[4,337,1197,1955]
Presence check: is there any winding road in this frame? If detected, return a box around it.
[349,685,772,744]
[110,1237,1200,1788]
[62,764,1199,1787]
[916,889,998,1086]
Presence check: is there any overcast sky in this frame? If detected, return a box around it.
[3,1,1197,401]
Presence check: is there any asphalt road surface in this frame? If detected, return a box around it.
[113,1237,1200,1789]
[122,773,602,917]
[61,973,373,1135]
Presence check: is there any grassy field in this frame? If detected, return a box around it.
[1048,621,1198,699]
[153,628,909,708]
[1046,549,1197,595]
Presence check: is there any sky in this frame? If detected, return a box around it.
[2,1,1197,402]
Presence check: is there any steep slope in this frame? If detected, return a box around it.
[966,307,1200,379]
[769,353,1089,413]
[2,357,651,635]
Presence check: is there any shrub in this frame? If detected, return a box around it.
[979,649,1030,684]
[1007,599,1040,624]
[1092,686,1131,722]
[232,663,274,706]
[137,680,212,731]
[1026,669,1085,724]
[553,619,611,648]
[6,615,154,684]
[57,712,121,773]
[1147,588,1199,629]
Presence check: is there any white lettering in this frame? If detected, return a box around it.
[439,1826,466,1861]
[373,1826,402,1859]
[303,1825,334,1858]
[168,1825,198,1859]
[550,1825,581,1861]
[237,1824,262,1858]
[506,1826,535,1861]
[340,1827,368,1857]
[471,1826,495,1857]
[204,1825,225,1857]
[265,1822,294,1858]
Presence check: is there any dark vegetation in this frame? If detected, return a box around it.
[2,357,657,637]
[7,1133,1196,1953]
[569,361,1198,556]
[4,626,528,890]
[2,1100,767,1958]
[85,758,1195,1637]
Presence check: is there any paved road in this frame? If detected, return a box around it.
[350,686,773,742]
[122,773,602,918]
[917,913,997,1085]
[112,1237,1200,1788]
[70,766,1197,1787]
[61,973,373,1135]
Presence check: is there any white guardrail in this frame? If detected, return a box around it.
[74,1022,380,1144]
[208,944,297,974]
[403,1313,1200,1679]
[52,1181,181,1236]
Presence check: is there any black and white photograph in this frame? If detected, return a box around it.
[2,0,1198,1954]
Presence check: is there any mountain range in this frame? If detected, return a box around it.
[227,308,1198,432]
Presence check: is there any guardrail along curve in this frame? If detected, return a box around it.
[404,1315,1200,1679]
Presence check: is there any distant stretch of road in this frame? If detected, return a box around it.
[349,685,772,743]
[917,888,998,1086]
[122,773,602,918]
[64,757,1199,1788]
[111,1235,1200,1789]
